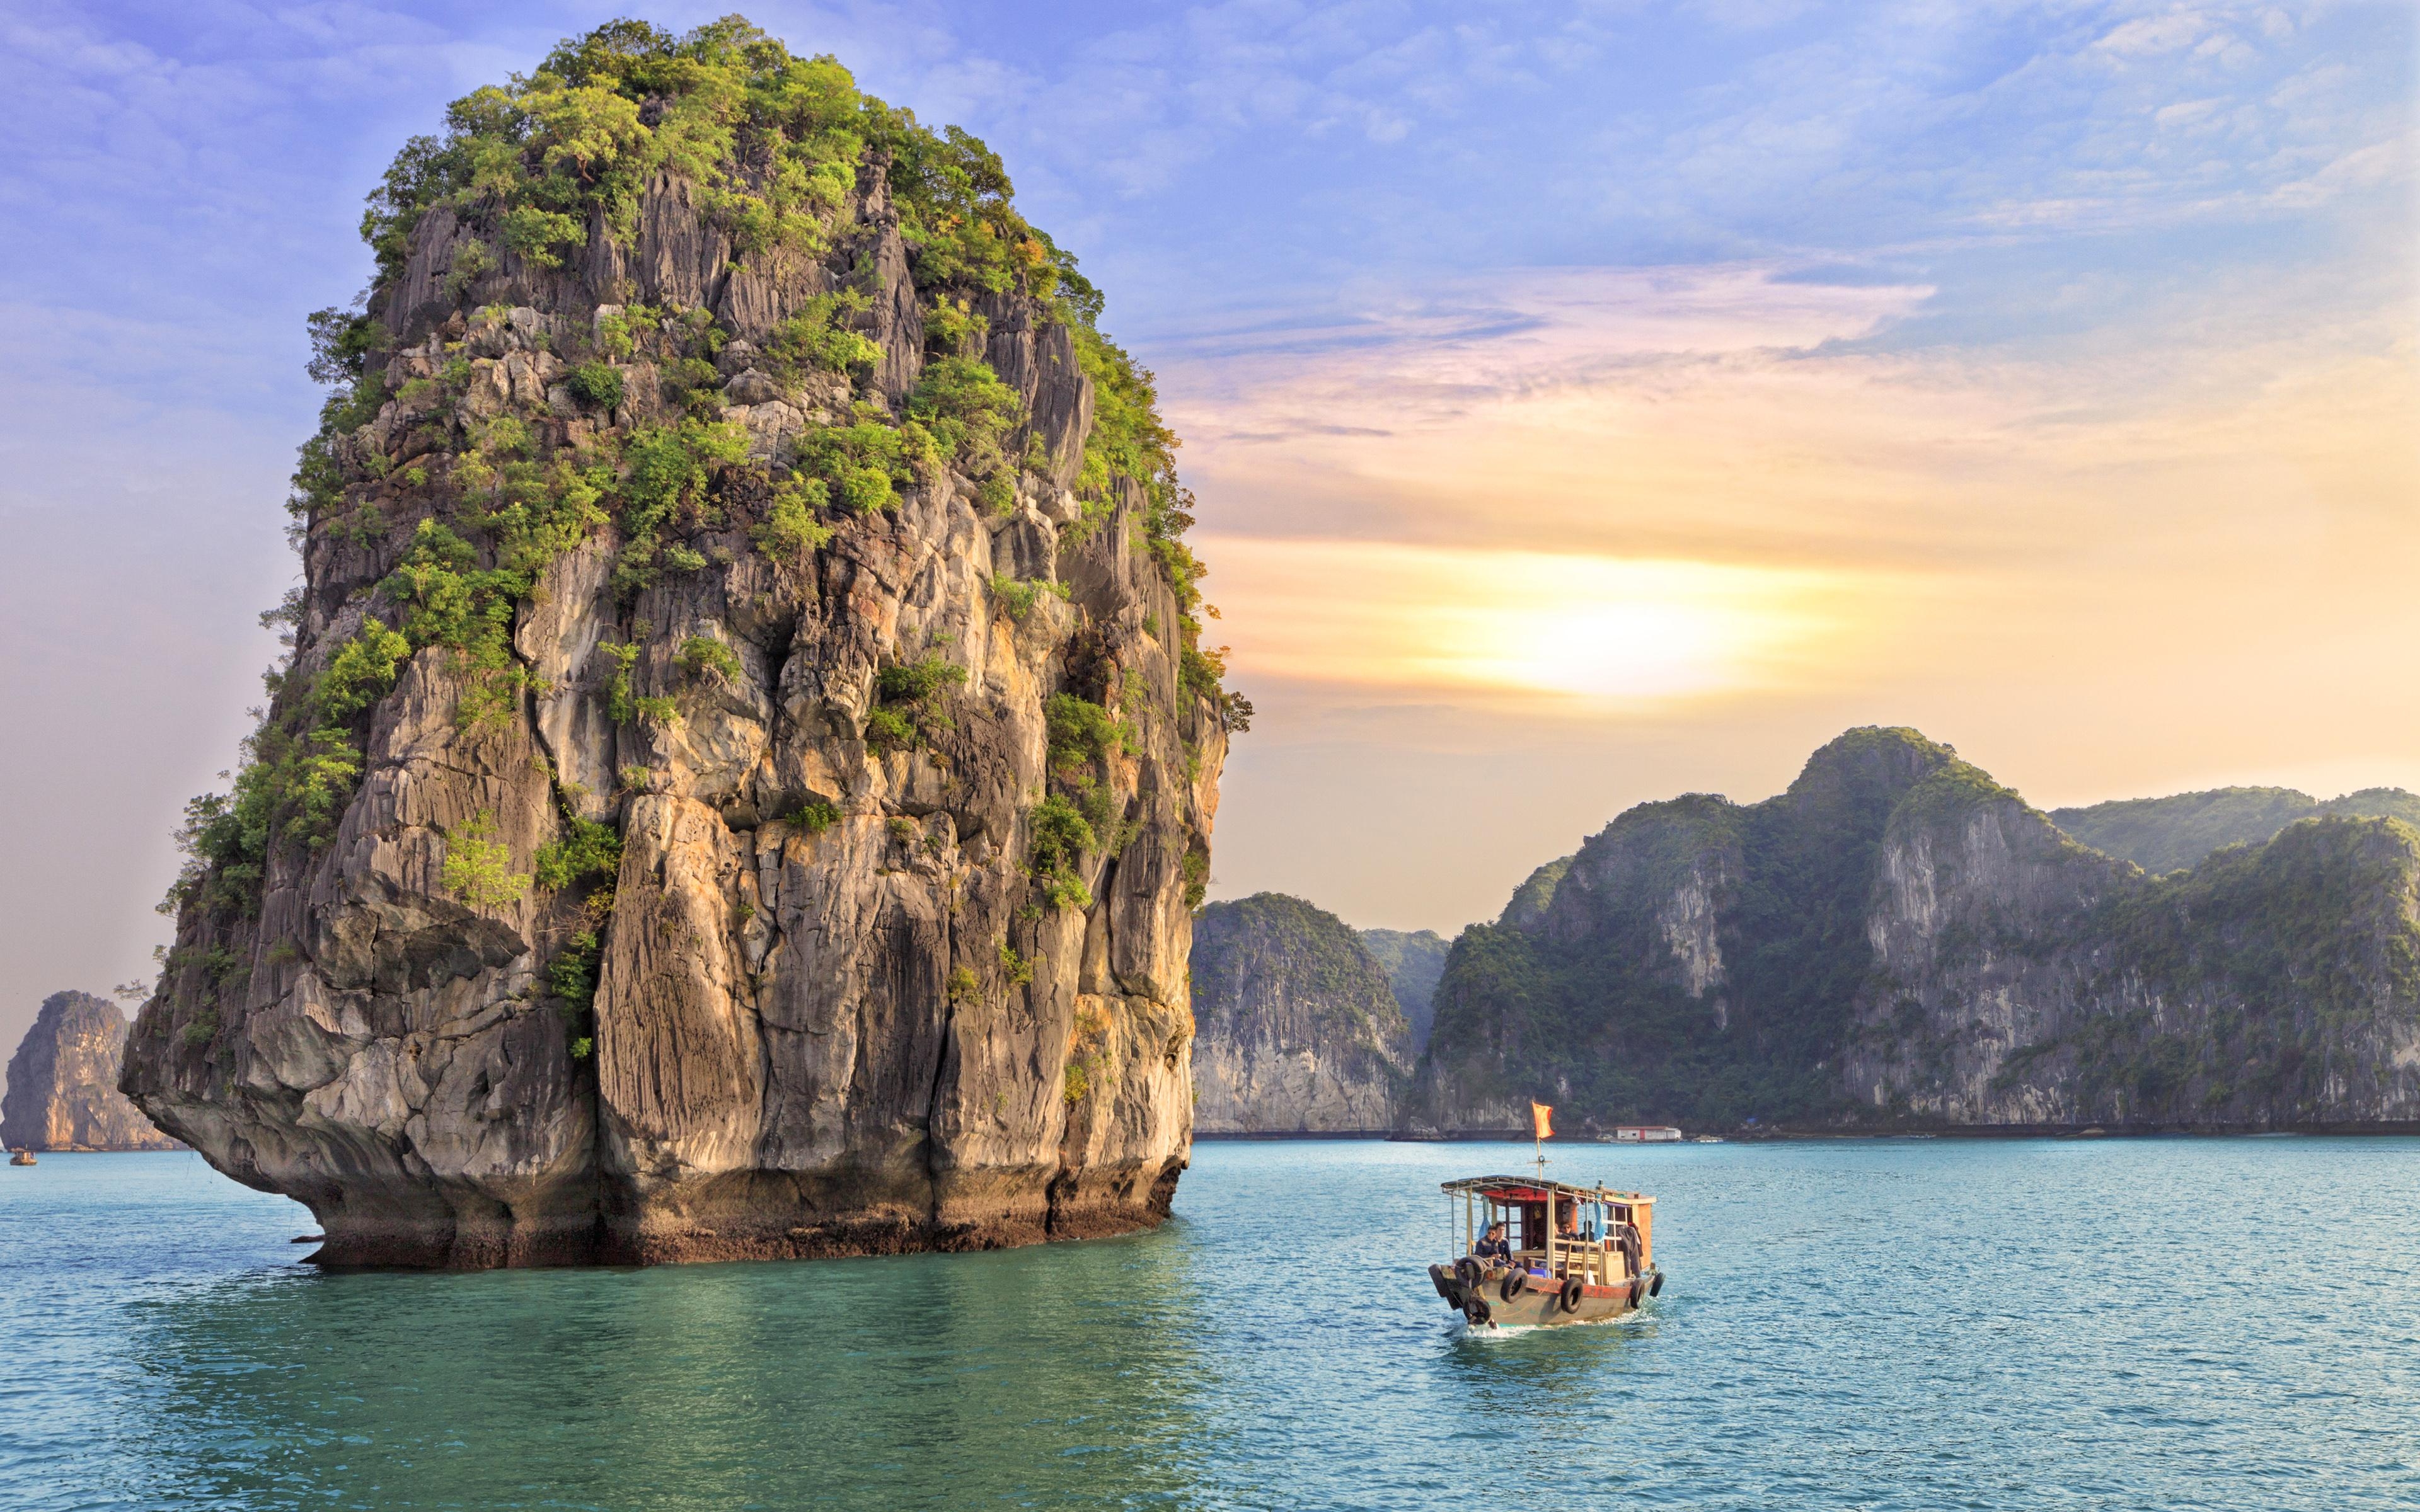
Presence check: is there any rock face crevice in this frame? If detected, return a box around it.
[3,992,178,1153]
[1409,728,2420,1133]
[122,49,1228,1266]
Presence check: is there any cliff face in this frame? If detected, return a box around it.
[1190,895,1409,1133]
[3,992,176,1152]
[1358,927,1451,1053]
[2051,786,2420,874]
[122,21,1238,1266]
[1409,729,2420,1132]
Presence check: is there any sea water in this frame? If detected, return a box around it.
[1,1137,2413,1509]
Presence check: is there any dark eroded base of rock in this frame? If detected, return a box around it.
[302,1155,1187,1270]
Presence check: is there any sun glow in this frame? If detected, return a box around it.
[1198,537,1876,706]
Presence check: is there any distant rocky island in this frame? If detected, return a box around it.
[1189,895,1419,1134]
[1185,730,2419,1137]
[1404,729,2419,1135]
[121,20,1239,1267]
[3,992,177,1153]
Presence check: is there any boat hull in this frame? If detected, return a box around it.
[1429,1264,1659,1328]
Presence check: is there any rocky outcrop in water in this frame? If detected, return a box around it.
[1190,895,1409,1133]
[1408,728,2420,1133]
[3,992,176,1152]
[122,21,1239,1266]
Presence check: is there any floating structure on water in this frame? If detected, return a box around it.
[1428,1176,1662,1328]
[1598,1125,1684,1143]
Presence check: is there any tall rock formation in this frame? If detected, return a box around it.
[122,20,1241,1266]
[3,992,177,1152]
[1190,895,1409,1133]
[1358,927,1451,1053]
[1408,728,2420,1133]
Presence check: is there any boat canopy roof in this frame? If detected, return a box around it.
[1441,1176,1653,1204]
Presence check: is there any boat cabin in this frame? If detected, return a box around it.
[1442,1176,1654,1289]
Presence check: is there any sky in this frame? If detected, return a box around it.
[0,0,2414,1061]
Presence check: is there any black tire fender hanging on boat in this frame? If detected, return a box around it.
[1627,1276,1647,1309]
[1500,1269,1529,1302]
[1648,1270,1664,1298]
[1429,1264,1455,1300]
[1454,1256,1482,1288]
[1559,1277,1585,1313]
[1463,1293,1492,1326]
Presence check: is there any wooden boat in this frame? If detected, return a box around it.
[8,1150,34,1166]
[1428,1175,1663,1328]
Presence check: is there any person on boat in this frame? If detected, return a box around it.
[1470,1222,1512,1268]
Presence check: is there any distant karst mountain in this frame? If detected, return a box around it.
[1190,895,1411,1133]
[1406,728,2420,1135]
[1357,927,1452,1053]
[3,992,177,1152]
[2051,787,2420,875]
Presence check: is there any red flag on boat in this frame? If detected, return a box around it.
[1531,1102,1553,1140]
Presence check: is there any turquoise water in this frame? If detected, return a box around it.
[2,1139,2414,1509]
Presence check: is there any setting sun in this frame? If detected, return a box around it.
[1203,537,1881,706]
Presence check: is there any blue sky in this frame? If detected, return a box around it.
[1,1,2413,1055]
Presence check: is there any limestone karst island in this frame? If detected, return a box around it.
[116,25,1239,1268]
[6,9,2417,1509]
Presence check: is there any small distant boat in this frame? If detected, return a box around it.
[1427,1175,1664,1328]
[1692,1135,1724,1144]
[1602,1125,1683,1143]
[8,1150,34,1167]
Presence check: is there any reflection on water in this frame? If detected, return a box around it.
[113,1227,1220,1510]
[5,1139,2418,1511]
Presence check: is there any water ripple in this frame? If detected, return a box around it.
[2,1140,2416,1509]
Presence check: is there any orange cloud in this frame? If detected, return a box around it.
[1169,261,2420,810]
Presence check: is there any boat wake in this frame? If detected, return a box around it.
[1455,1309,1652,1340]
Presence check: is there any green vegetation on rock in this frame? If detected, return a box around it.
[171,14,1242,934]
[1496,854,1573,929]
[442,810,530,912]
[2051,786,2420,874]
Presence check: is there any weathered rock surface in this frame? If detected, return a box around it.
[1357,927,1451,1053]
[1190,895,1409,1133]
[3,992,176,1152]
[122,37,1231,1266]
[1409,729,2420,1133]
